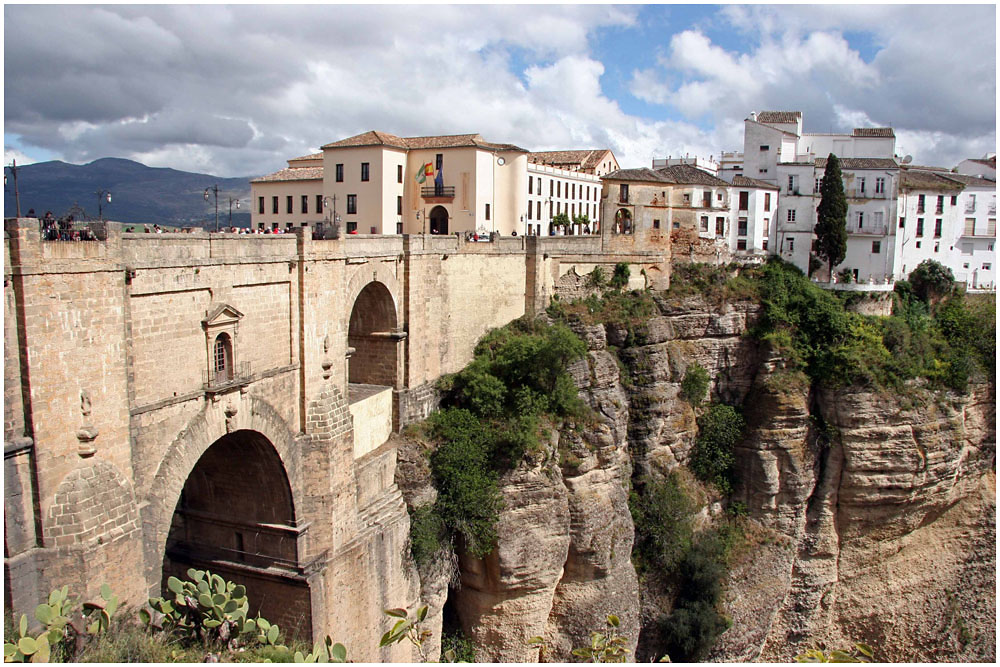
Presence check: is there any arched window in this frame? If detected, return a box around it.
[214,333,233,382]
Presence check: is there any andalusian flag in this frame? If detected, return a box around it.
[415,162,433,184]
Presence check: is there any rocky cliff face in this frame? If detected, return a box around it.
[394,295,995,662]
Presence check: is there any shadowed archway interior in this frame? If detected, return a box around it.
[162,430,312,638]
[348,281,398,387]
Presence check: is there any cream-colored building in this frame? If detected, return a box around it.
[250,153,324,231]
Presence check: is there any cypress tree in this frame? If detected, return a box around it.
[815,153,848,281]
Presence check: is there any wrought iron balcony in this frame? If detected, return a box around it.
[204,360,253,393]
[421,186,455,199]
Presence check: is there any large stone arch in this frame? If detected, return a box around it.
[141,395,305,597]
[344,261,402,322]
[344,263,405,391]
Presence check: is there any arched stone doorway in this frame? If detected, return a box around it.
[348,281,399,388]
[614,208,633,234]
[429,205,449,235]
[161,430,312,637]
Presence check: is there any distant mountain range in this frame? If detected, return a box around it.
[3,157,256,228]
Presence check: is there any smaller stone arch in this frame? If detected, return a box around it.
[614,208,633,234]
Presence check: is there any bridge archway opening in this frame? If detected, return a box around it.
[429,205,449,235]
[348,281,398,388]
[162,429,312,638]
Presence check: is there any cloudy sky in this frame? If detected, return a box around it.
[4,3,996,178]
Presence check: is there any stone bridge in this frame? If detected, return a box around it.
[3,218,669,659]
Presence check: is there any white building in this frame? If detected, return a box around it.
[525,150,618,235]
[729,175,779,256]
[942,172,996,290]
[652,155,720,175]
[955,154,996,181]
[735,111,900,282]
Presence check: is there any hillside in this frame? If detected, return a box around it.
[3,157,255,227]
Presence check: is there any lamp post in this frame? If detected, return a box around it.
[323,195,342,236]
[228,197,240,228]
[95,189,112,221]
[4,160,22,217]
[204,185,219,231]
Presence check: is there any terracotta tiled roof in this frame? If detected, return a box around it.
[899,169,963,192]
[938,173,995,188]
[604,167,676,183]
[815,157,898,170]
[853,128,895,138]
[321,130,409,150]
[321,131,527,152]
[655,164,730,187]
[755,111,801,124]
[969,156,997,169]
[289,152,323,162]
[528,149,613,170]
[251,166,324,183]
[732,175,780,190]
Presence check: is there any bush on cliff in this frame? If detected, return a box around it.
[419,316,589,559]
[689,403,745,495]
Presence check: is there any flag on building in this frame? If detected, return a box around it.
[425,163,434,177]
[415,163,427,184]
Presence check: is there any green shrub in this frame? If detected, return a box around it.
[587,266,607,288]
[680,363,710,406]
[408,505,448,567]
[629,474,695,573]
[610,262,630,289]
[908,259,955,305]
[689,404,745,495]
[658,599,729,662]
[441,629,477,663]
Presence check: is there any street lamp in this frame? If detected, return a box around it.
[95,189,112,221]
[323,196,342,237]
[228,197,241,228]
[5,160,22,217]
[204,185,219,231]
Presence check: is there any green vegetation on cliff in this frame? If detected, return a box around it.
[412,316,589,560]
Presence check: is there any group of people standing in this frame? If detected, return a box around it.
[33,209,94,241]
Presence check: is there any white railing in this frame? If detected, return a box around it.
[846,222,887,235]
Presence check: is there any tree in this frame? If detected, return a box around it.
[908,259,954,306]
[814,154,848,281]
[552,212,570,229]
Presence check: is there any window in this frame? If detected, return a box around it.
[717,192,723,201]
[737,239,747,250]
[397,165,403,183]
[934,219,942,237]
[347,194,357,214]
[984,263,992,271]
[397,196,402,215]
[286,196,293,214]
[759,168,768,174]
[485,203,490,220]
[587,186,591,200]
[396,222,403,234]
[653,219,660,229]
[787,238,794,252]
[916,218,924,236]
[788,175,796,192]
[858,177,866,194]
[272,196,279,214]
[536,201,541,219]
[872,240,881,253]
[787,209,796,222]
[815,177,823,192]
[917,194,925,213]
[571,203,575,217]
[572,183,576,199]
[715,217,725,236]
[336,164,344,182]
[317,195,323,213]
[936,195,944,214]
[762,239,768,251]
[873,211,884,228]
[258,196,264,214]
[527,204,533,220]
[916,241,922,248]
[700,216,709,231]
[738,218,748,236]
[739,191,749,210]
[964,218,977,235]
[764,193,771,211]
[875,177,885,194]
[964,263,970,269]
[934,242,940,253]
[899,216,905,229]
[361,162,369,182]
[537,178,541,194]
[951,196,957,205]
[346,221,357,233]
[760,144,769,151]
[619,184,629,202]
[857,211,864,229]
[557,181,561,197]
[528,178,533,195]
[550,180,553,196]
[213,333,233,382]
[436,154,443,171]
